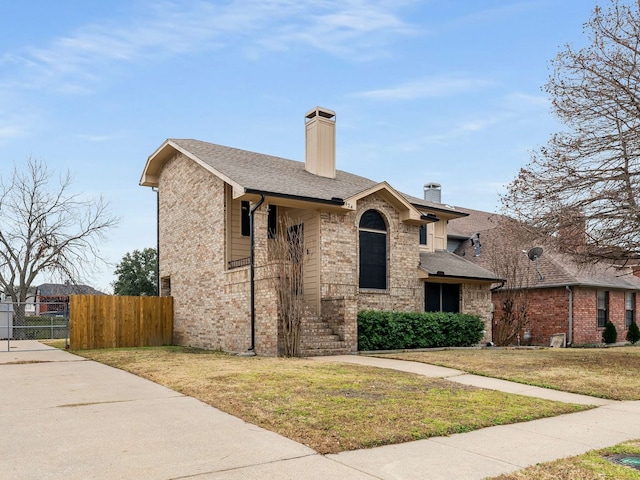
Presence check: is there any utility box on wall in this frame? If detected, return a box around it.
[0,303,13,339]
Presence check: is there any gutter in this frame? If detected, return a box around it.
[426,272,503,282]
[152,187,160,296]
[247,194,266,354]
[410,203,470,217]
[244,188,345,206]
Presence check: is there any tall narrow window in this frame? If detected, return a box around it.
[626,292,635,328]
[241,201,250,237]
[267,205,277,239]
[160,277,171,297]
[359,210,387,289]
[597,290,609,328]
[419,224,427,245]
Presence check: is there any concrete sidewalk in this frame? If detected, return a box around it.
[1,345,638,480]
[309,355,614,406]
[311,355,639,479]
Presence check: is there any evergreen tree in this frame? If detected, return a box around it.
[112,248,157,296]
[626,320,640,344]
[602,321,618,344]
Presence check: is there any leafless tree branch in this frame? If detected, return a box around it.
[0,158,119,304]
[503,0,640,263]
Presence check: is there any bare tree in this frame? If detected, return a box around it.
[483,220,533,346]
[0,158,118,308]
[503,0,640,263]
[268,217,306,357]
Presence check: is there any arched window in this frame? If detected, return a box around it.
[359,210,387,289]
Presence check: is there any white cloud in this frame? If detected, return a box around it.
[441,1,544,31]
[354,75,493,100]
[1,0,417,94]
[503,92,550,110]
[0,125,28,143]
[418,114,506,146]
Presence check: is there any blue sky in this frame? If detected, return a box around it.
[0,0,598,291]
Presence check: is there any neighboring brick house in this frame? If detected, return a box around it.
[448,207,640,346]
[140,107,500,356]
[36,283,104,314]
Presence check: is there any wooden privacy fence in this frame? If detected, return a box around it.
[70,295,173,349]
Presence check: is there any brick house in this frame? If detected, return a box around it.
[449,208,640,346]
[35,283,104,314]
[140,107,500,356]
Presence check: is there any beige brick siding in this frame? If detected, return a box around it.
[461,283,493,343]
[159,153,279,355]
[355,194,423,312]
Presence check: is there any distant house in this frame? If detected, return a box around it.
[36,283,104,314]
[448,208,640,346]
[1,287,37,314]
[140,107,500,356]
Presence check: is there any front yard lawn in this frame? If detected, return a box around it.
[373,346,640,400]
[489,439,640,479]
[73,346,588,454]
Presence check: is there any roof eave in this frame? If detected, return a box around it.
[140,139,245,193]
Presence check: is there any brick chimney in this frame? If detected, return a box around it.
[305,107,336,179]
[558,207,587,254]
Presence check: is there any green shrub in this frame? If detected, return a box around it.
[358,310,485,351]
[626,321,640,344]
[602,321,618,344]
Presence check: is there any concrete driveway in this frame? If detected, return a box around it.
[2,343,639,480]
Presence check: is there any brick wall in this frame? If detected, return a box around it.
[492,286,635,346]
[352,194,423,312]
[572,287,628,345]
[159,154,279,355]
[461,283,493,343]
[159,154,227,349]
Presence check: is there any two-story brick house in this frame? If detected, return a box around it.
[140,107,499,356]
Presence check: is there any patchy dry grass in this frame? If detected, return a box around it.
[373,346,640,400]
[74,346,588,454]
[489,440,640,479]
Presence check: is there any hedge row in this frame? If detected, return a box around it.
[358,310,485,351]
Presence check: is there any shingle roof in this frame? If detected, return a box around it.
[419,250,502,282]
[451,208,640,290]
[527,252,640,290]
[447,207,503,238]
[166,139,464,215]
[37,283,104,296]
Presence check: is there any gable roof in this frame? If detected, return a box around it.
[450,208,640,291]
[141,138,465,217]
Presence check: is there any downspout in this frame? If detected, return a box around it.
[566,286,573,346]
[248,194,266,353]
[153,187,160,296]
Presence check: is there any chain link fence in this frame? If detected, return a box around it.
[0,302,69,351]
